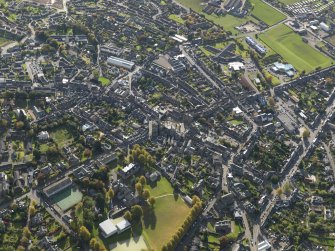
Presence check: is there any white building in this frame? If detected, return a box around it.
[228,62,244,71]
[37,131,49,141]
[99,219,118,238]
[99,218,131,238]
[320,22,330,32]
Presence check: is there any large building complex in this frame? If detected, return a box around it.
[107,56,135,70]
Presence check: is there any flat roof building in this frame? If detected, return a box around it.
[107,56,135,70]
[99,219,118,238]
[99,218,131,238]
[43,178,72,198]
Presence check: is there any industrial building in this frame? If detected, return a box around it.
[107,56,135,70]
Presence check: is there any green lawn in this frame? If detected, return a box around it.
[278,0,302,4]
[168,14,185,24]
[145,177,174,197]
[0,37,10,47]
[175,0,257,33]
[142,178,191,250]
[98,76,111,86]
[259,24,334,72]
[50,127,74,148]
[229,119,244,126]
[250,0,286,26]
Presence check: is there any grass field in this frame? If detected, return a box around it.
[278,0,302,4]
[259,24,333,72]
[168,14,185,24]
[51,127,74,148]
[142,178,191,250]
[326,35,335,46]
[250,0,286,26]
[98,76,111,86]
[175,0,257,33]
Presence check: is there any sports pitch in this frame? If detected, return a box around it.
[250,0,286,26]
[259,24,333,72]
[50,185,83,211]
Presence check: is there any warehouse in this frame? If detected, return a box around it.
[107,56,135,70]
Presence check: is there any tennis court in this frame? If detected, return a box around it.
[50,185,83,211]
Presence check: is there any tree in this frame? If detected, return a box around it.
[268,96,275,107]
[79,226,91,241]
[302,128,310,138]
[139,176,146,185]
[23,227,31,238]
[0,119,8,128]
[29,205,36,216]
[192,195,201,205]
[142,189,150,200]
[276,187,283,197]
[96,193,105,212]
[148,197,156,207]
[135,182,143,194]
[90,238,97,249]
[130,205,143,221]
[123,210,132,221]
[107,188,114,199]
[83,148,92,157]
[15,121,25,130]
[16,246,25,251]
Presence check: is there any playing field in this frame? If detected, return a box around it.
[50,185,83,211]
[250,0,286,26]
[175,0,258,33]
[259,24,333,72]
[278,0,301,4]
[142,178,191,250]
[109,235,148,251]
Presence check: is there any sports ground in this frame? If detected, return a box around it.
[142,178,191,250]
[259,24,333,72]
[250,0,286,26]
[50,185,83,211]
[176,0,285,31]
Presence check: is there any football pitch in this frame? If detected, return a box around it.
[259,24,333,72]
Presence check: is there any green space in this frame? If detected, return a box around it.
[175,0,257,33]
[226,221,244,240]
[98,76,111,86]
[250,0,286,26]
[145,177,174,197]
[50,185,83,211]
[142,178,191,250]
[168,14,185,24]
[0,37,10,47]
[325,35,335,46]
[110,235,148,251]
[50,126,74,148]
[259,24,334,72]
[229,119,244,126]
[278,0,302,4]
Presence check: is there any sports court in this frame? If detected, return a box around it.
[50,185,83,211]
